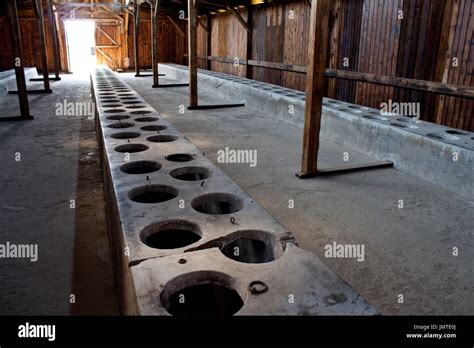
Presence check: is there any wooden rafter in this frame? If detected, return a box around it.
[197,17,209,34]
[166,15,185,37]
[224,0,251,34]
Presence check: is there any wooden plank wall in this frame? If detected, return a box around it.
[281,1,310,91]
[354,0,403,108]
[195,0,473,131]
[435,0,473,131]
[197,12,247,76]
[0,5,68,72]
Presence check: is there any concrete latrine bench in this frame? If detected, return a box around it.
[92,66,377,316]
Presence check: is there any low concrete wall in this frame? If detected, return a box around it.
[0,68,37,93]
[91,66,377,316]
[160,63,474,202]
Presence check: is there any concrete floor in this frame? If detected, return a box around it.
[0,72,472,315]
[120,72,473,315]
[0,75,119,314]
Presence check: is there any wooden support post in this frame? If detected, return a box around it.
[151,0,160,87]
[245,6,253,78]
[206,15,211,70]
[4,0,32,120]
[33,0,51,92]
[134,1,140,76]
[124,6,130,69]
[46,0,60,79]
[188,0,199,107]
[298,0,330,177]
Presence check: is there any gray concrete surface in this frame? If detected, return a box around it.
[118,71,474,315]
[0,75,119,314]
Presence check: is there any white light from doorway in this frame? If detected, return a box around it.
[64,20,96,76]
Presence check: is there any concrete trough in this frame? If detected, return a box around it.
[159,63,474,202]
[0,68,37,93]
[91,66,377,316]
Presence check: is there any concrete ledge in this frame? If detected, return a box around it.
[0,68,37,93]
[159,63,474,202]
[91,66,377,316]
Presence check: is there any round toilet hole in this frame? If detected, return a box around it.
[107,122,134,129]
[170,166,210,181]
[166,154,195,162]
[191,193,243,215]
[128,184,178,204]
[140,220,201,249]
[147,135,177,143]
[220,230,283,264]
[114,143,149,153]
[131,110,152,115]
[160,272,243,317]
[106,115,130,121]
[104,109,126,114]
[120,160,161,174]
[141,125,167,131]
[136,117,159,122]
[110,132,141,139]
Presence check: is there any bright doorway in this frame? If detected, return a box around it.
[64,20,96,75]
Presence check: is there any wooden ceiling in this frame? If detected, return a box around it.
[12,0,300,17]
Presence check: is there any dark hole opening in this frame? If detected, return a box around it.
[165,283,243,317]
[175,173,206,181]
[128,185,178,203]
[170,167,210,181]
[141,125,167,131]
[192,194,243,215]
[115,143,149,153]
[221,238,275,264]
[166,154,194,162]
[446,130,467,135]
[147,135,178,143]
[120,160,161,174]
[104,109,126,114]
[145,229,201,249]
[106,115,130,120]
[136,117,160,122]
[107,122,134,129]
[110,132,140,139]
